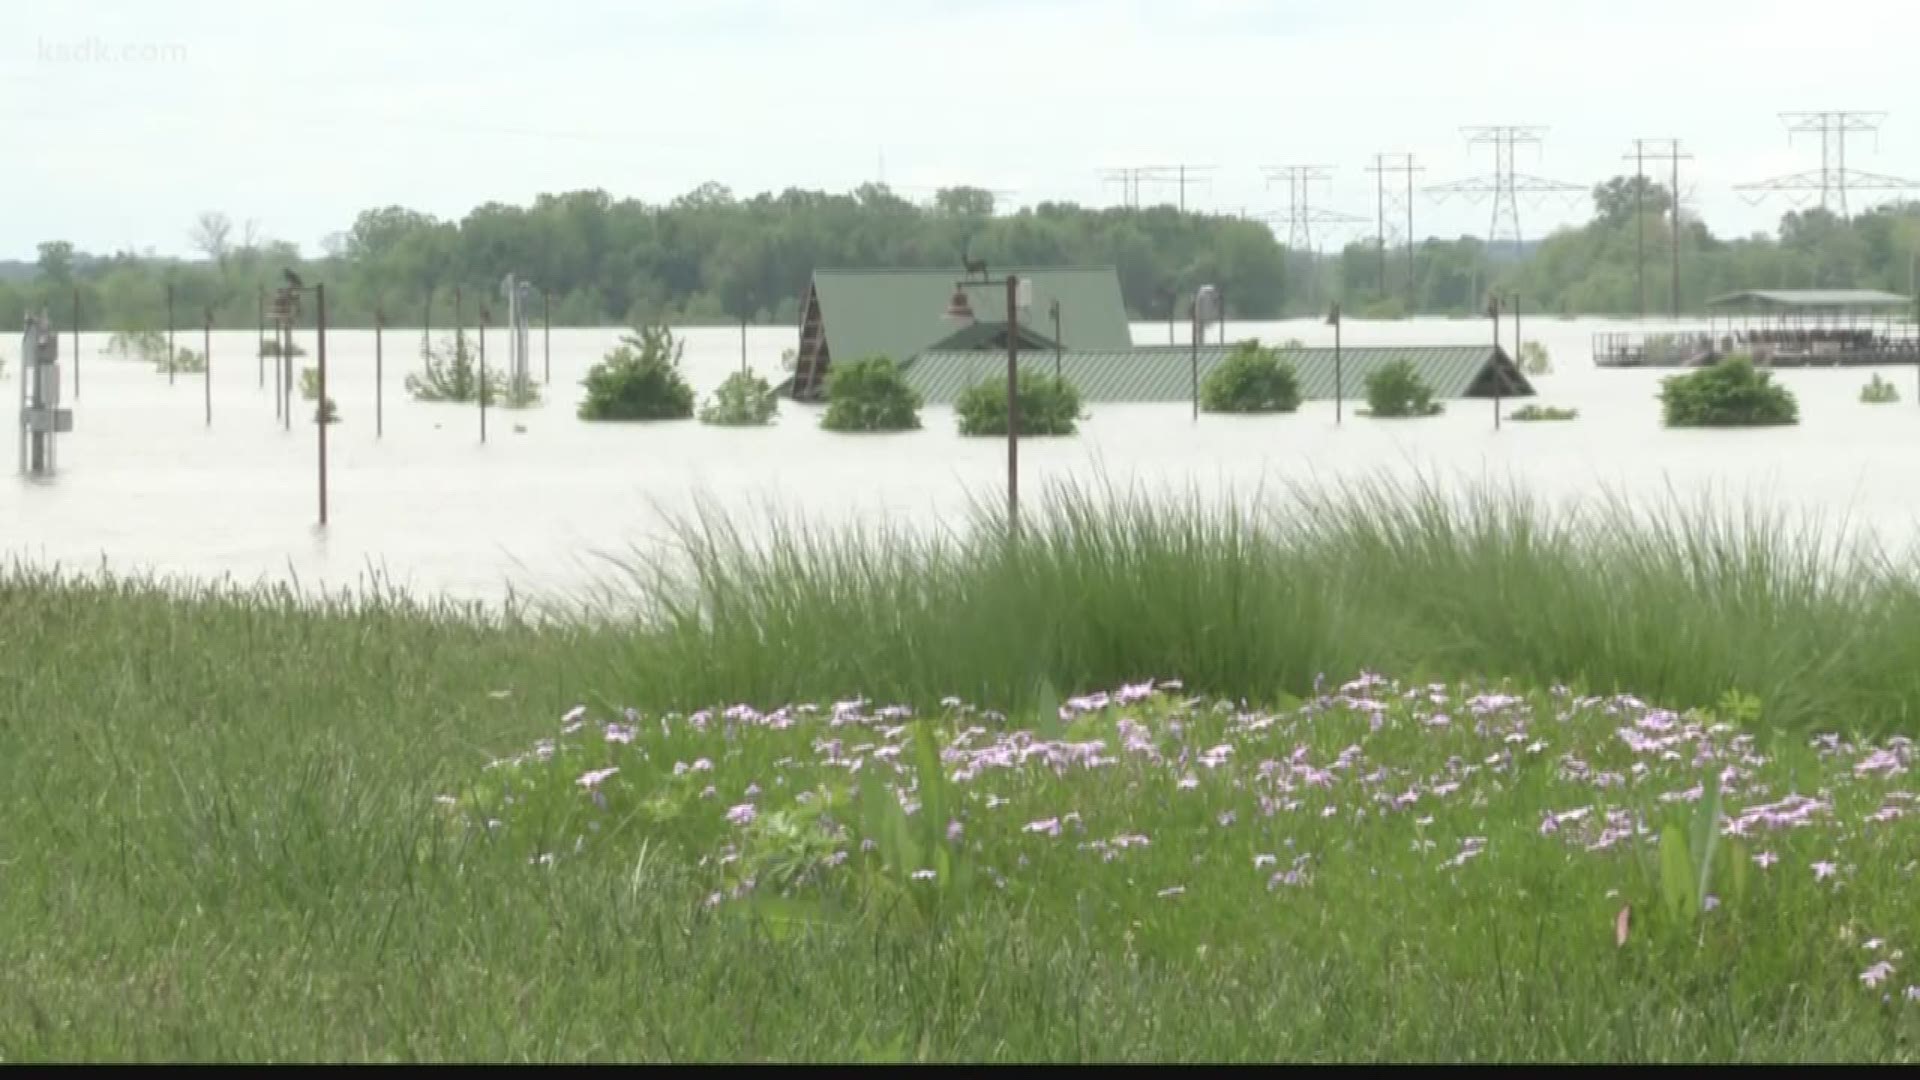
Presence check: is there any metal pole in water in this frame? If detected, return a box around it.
[71,287,80,401]
[256,285,265,389]
[1005,276,1020,537]
[542,288,550,385]
[203,307,212,427]
[166,282,176,385]
[317,284,328,527]
[375,306,385,439]
[478,307,488,445]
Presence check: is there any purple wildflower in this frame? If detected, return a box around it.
[1157,886,1186,899]
[1862,961,1895,988]
[725,803,757,826]
[947,819,964,842]
[1753,850,1778,869]
[1813,860,1838,881]
[1024,817,1062,837]
[576,767,619,790]
[910,869,937,882]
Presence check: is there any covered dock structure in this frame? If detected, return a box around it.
[1594,288,1919,368]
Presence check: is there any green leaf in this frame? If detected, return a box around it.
[1659,825,1694,924]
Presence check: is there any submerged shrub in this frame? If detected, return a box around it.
[578,325,695,421]
[1860,373,1900,405]
[1363,360,1441,418]
[821,356,921,432]
[407,334,504,404]
[1660,355,1797,427]
[955,371,1084,436]
[258,338,306,359]
[1509,404,1577,421]
[700,370,780,426]
[1201,341,1301,414]
[1520,340,1553,375]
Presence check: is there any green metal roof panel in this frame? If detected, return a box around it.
[812,267,1132,368]
[902,345,1533,405]
[1706,289,1913,309]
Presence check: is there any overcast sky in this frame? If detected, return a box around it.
[7,0,1919,260]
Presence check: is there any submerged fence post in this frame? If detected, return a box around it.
[478,305,488,445]
[317,283,328,527]
[203,307,212,427]
[375,306,385,439]
[71,287,80,401]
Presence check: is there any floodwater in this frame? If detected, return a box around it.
[5,317,1919,605]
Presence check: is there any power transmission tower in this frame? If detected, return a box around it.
[1734,111,1920,218]
[1426,126,1583,256]
[1097,165,1216,211]
[1257,166,1365,310]
[1366,153,1424,303]
[1624,139,1691,318]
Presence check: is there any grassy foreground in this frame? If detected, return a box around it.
[2,481,1919,1060]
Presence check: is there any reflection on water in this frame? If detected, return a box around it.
[4,318,1919,605]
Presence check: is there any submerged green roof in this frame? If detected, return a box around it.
[901,345,1533,405]
[811,267,1132,369]
[1706,289,1912,309]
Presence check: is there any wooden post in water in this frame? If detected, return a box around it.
[71,287,80,401]
[1005,275,1020,537]
[542,289,550,384]
[317,284,329,527]
[375,306,385,439]
[478,305,488,445]
[256,285,266,388]
[203,307,212,427]
[166,282,176,385]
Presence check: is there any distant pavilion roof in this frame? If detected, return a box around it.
[1705,289,1913,309]
[900,344,1533,405]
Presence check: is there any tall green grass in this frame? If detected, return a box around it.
[555,475,1920,736]
[3,481,1920,1059]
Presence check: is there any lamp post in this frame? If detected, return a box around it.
[1049,298,1063,382]
[71,287,80,401]
[1326,302,1344,425]
[375,305,386,439]
[1191,285,1217,421]
[479,304,490,445]
[274,273,329,526]
[1486,293,1503,432]
[202,306,212,427]
[943,267,1031,535]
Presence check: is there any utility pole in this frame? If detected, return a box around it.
[1736,111,1919,219]
[1427,126,1583,256]
[1260,166,1364,312]
[1366,153,1423,302]
[1098,165,1214,211]
[1626,139,1690,318]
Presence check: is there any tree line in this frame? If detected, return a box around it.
[4,181,1917,333]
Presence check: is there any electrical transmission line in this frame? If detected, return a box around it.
[1366,153,1424,303]
[1734,111,1920,218]
[1425,126,1583,256]
[1625,138,1691,318]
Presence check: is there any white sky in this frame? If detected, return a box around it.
[6,0,1919,260]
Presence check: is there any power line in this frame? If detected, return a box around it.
[1624,138,1690,319]
[1366,153,1423,304]
[1256,166,1365,310]
[1425,126,1583,256]
[1734,111,1920,218]
[1097,165,1216,212]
